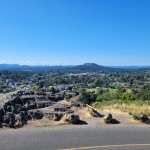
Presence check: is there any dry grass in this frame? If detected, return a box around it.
[101,118,108,124]
[93,102,150,116]
[28,118,53,127]
[76,107,93,119]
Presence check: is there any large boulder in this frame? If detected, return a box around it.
[102,113,120,124]
[132,114,149,123]
[140,114,149,122]
[89,108,102,117]
[103,113,113,123]
[62,114,80,124]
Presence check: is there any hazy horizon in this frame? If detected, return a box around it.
[0,0,150,66]
[0,63,150,67]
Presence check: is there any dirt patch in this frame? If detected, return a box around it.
[75,107,92,120]
[27,117,66,127]
[74,107,145,126]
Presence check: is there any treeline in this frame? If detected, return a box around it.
[78,83,150,105]
[0,69,150,95]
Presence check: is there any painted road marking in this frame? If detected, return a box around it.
[61,144,150,150]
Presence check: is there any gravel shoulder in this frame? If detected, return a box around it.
[1,106,148,131]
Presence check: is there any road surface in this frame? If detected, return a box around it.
[0,125,150,150]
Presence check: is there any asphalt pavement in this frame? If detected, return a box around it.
[0,125,150,150]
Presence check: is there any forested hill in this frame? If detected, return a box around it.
[72,63,112,71]
[0,63,149,71]
[0,63,111,71]
[0,64,69,71]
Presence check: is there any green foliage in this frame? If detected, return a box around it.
[78,90,96,104]
[71,89,79,95]
[132,114,141,121]
[39,80,44,88]
[3,88,11,93]
[136,89,150,100]
[95,87,105,95]
[120,92,135,101]
[93,78,104,87]
[128,112,132,115]
[96,92,115,101]
[31,85,40,91]
[96,88,119,102]
[0,67,150,100]
[64,95,71,100]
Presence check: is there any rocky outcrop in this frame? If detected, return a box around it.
[0,90,81,128]
[0,90,56,128]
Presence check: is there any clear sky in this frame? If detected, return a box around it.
[0,0,150,66]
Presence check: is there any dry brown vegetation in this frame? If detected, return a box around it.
[93,102,150,116]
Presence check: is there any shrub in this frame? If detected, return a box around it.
[132,114,141,121]
[101,118,108,124]
[128,112,132,115]
[89,110,95,117]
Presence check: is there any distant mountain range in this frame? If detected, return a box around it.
[0,64,69,71]
[0,63,149,71]
[110,66,150,69]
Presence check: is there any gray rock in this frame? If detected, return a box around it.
[90,109,102,117]
[62,114,80,124]
[53,114,62,121]
[103,113,113,123]
[140,114,149,122]
[32,111,43,120]
[0,107,4,124]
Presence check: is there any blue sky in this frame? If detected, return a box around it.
[0,0,150,66]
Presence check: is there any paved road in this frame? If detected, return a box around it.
[0,125,150,150]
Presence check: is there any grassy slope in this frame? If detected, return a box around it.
[93,100,150,115]
[86,88,150,115]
